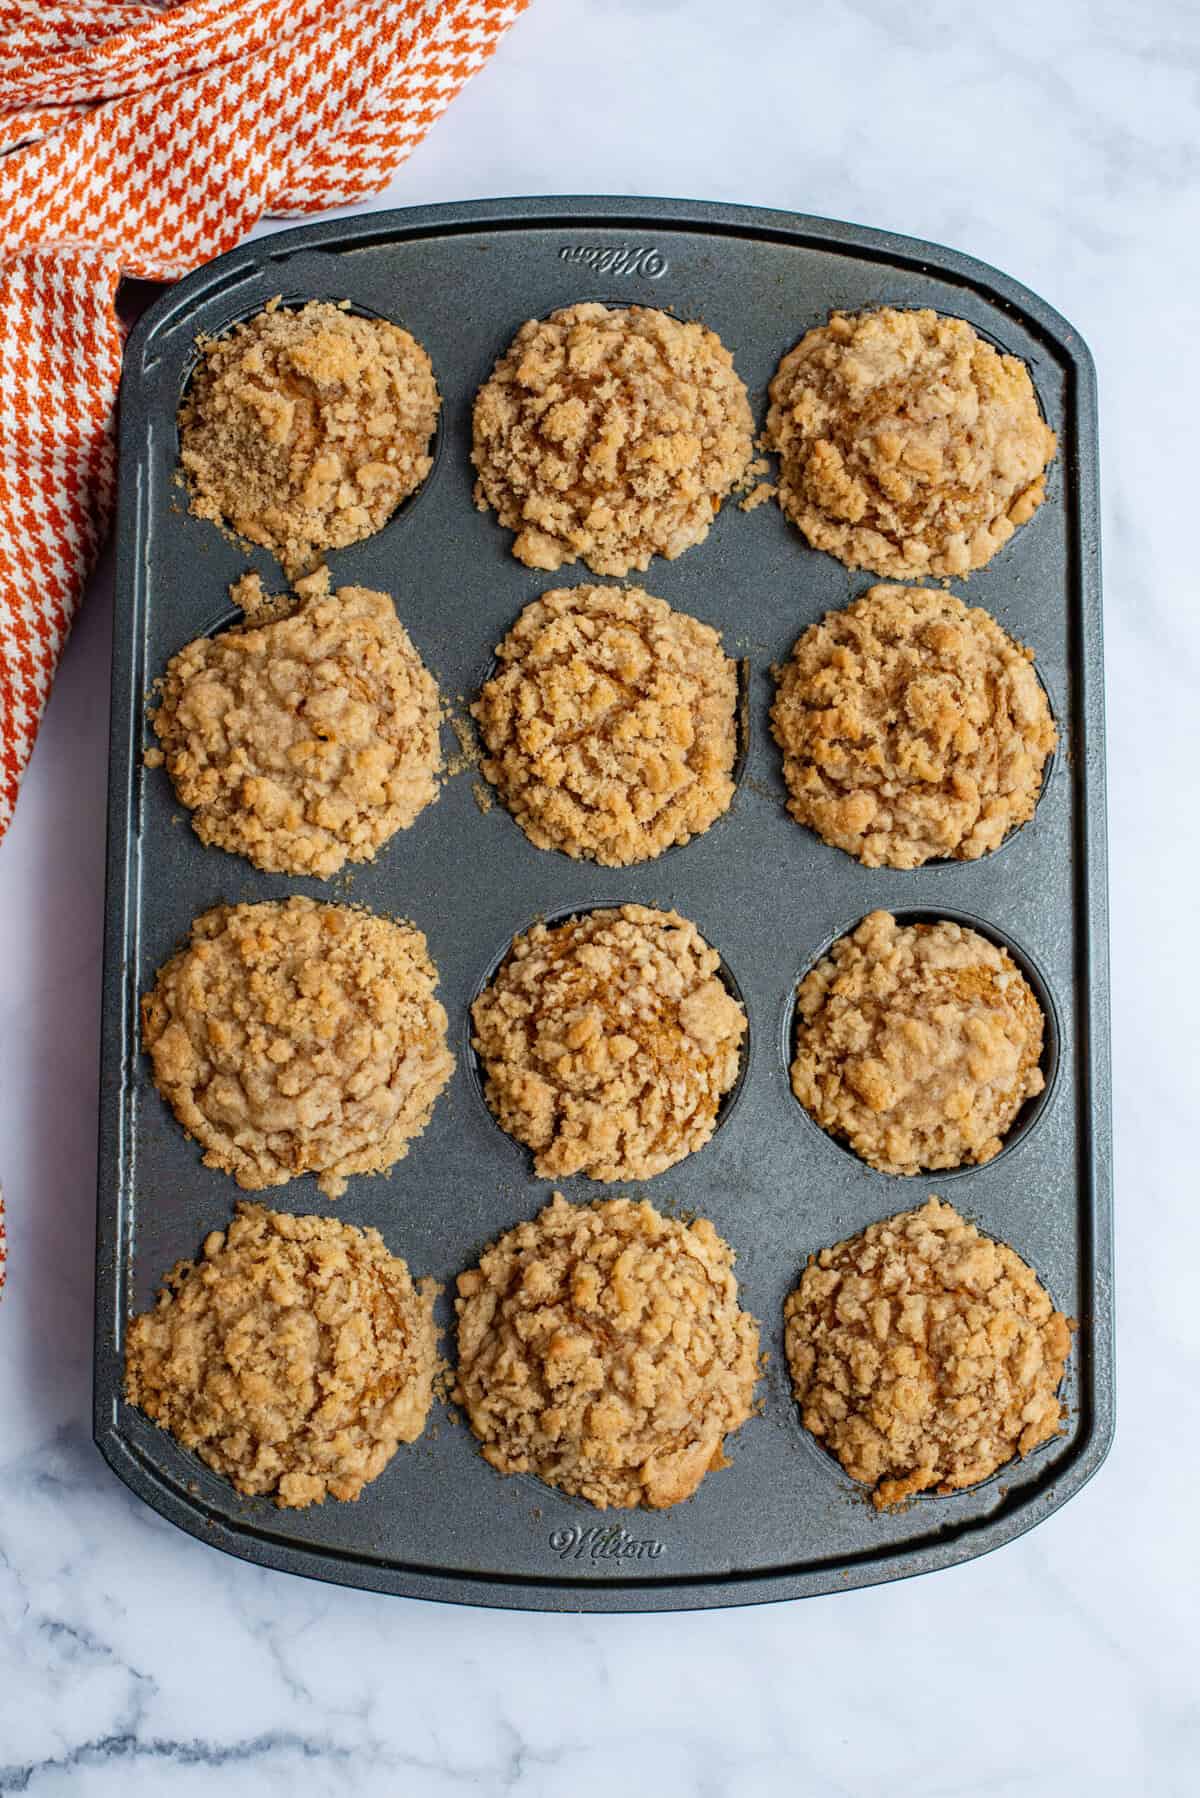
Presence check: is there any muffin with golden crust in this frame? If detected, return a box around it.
[471,904,746,1181]
[770,584,1055,868]
[180,298,439,574]
[472,303,753,574]
[764,307,1056,579]
[455,1192,760,1509]
[149,569,441,877]
[142,897,454,1198]
[791,910,1046,1174]
[785,1197,1072,1508]
[472,584,738,865]
[125,1203,439,1508]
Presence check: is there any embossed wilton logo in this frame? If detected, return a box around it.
[549,1524,665,1562]
[558,245,668,278]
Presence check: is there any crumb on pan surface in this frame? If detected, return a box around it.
[124,1202,439,1508]
[791,910,1046,1174]
[738,480,776,512]
[454,1191,761,1509]
[471,584,737,866]
[764,307,1057,580]
[784,1196,1072,1508]
[770,584,1056,868]
[179,298,440,576]
[141,897,454,1198]
[471,303,753,575]
[148,567,441,878]
[471,904,747,1182]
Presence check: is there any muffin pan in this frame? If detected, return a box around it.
[94,197,1112,1611]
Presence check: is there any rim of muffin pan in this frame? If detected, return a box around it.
[171,290,445,552]
[467,606,752,872]
[462,897,753,1169]
[777,905,1063,1182]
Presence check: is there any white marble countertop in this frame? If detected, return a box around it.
[2,1,1196,1791]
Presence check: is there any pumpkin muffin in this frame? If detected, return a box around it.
[764,307,1056,579]
[791,910,1046,1174]
[770,584,1056,867]
[454,1192,761,1509]
[180,298,439,574]
[471,584,738,865]
[142,897,454,1198]
[472,303,753,574]
[148,569,441,877]
[784,1197,1072,1508]
[471,904,747,1181]
[125,1203,439,1508]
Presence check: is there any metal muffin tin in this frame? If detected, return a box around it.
[95,197,1113,1611]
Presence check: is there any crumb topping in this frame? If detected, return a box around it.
[124,1203,439,1508]
[180,299,440,575]
[471,904,747,1182]
[471,584,738,866]
[142,897,454,1198]
[792,910,1046,1174]
[764,307,1057,579]
[784,1197,1072,1507]
[454,1192,760,1508]
[149,569,441,878]
[770,584,1056,867]
[471,303,753,575]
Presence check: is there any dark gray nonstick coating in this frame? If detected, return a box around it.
[94,197,1112,1611]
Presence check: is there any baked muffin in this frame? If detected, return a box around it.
[770,584,1056,867]
[471,904,747,1181]
[455,1192,760,1508]
[784,1197,1072,1508]
[125,1203,438,1508]
[471,584,738,865]
[472,303,753,574]
[764,307,1056,579]
[148,569,441,877]
[791,910,1046,1174]
[141,897,454,1198]
[180,298,439,574]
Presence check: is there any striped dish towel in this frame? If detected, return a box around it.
[0,0,529,847]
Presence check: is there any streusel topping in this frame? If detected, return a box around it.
[180,299,439,575]
[142,897,454,1198]
[472,303,753,575]
[792,910,1045,1174]
[785,1197,1071,1508]
[770,584,1056,867]
[125,1203,438,1508]
[765,307,1056,579]
[472,584,737,865]
[455,1192,760,1508]
[149,569,441,877]
[471,904,746,1181]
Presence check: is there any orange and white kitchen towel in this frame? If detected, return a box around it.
[0,0,530,850]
